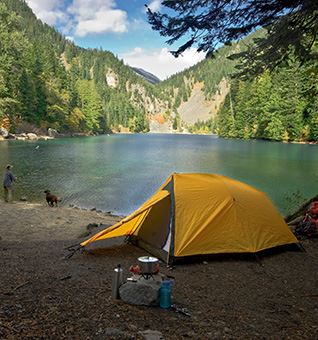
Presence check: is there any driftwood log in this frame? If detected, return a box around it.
[285,194,318,223]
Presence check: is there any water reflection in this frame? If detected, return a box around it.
[0,135,317,216]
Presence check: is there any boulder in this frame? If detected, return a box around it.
[119,280,160,306]
[38,136,53,140]
[7,133,16,140]
[26,133,38,140]
[48,128,58,137]
[0,127,8,137]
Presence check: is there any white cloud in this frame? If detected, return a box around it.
[147,0,161,12]
[65,36,74,42]
[68,0,128,36]
[26,0,66,25]
[26,0,129,36]
[75,9,128,36]
[121,47,206,80]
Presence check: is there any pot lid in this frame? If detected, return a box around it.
[138,256,158,263]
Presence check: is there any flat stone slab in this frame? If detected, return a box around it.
[119,280,161,306]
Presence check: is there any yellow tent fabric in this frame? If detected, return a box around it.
[173,173,298,256]
[81,173,298,259]
[80,189,170,246]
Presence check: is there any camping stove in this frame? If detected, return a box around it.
[129,256,160,280]
[137,256,159,280]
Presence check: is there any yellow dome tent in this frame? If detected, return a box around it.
[81,173,298,262]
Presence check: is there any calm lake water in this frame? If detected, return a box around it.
[0,134,317,216]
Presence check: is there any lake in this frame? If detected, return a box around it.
[0,134,317,216]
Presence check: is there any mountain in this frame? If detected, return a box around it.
[0,0,167,134]
[131,67,160,85]
[0,0,317,141]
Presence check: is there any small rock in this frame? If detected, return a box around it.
[139,329,164,340]
[128,324,138,331]
[224,327,231,333]
[182,331,196,337]
[210,331,221,338]
[102,328,132,338]
[87,223,99,230]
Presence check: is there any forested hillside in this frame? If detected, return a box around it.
[160,29,318,142]
[217,54,318,141]
[0,0,317,142]
[0,0,166,134]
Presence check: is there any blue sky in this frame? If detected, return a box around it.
[25,0,206,80]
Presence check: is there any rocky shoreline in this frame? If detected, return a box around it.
[0,127,97,141]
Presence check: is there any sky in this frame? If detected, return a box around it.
[25,0,206,80]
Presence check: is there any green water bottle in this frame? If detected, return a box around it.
[160,280,172,309]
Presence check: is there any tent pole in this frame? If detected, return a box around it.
[167,174,176,265]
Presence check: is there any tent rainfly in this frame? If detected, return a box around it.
[81,173,298,262]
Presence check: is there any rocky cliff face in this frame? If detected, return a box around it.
[106,69,119,88]
[178,78,229,125]
[126,82,167,115]
[144,77,230,133]
[99,64,230,133]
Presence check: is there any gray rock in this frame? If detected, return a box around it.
[26,133,38,140]
[98,328,134,338]
[119,280,160,306]
[48,128,58,137]
[0,127,8,137]
[7,133,16,140]
[139,329,164,340]
[224,327,232,333]
[103,328,126,336]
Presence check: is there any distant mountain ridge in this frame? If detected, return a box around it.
[0,0,317,141]
[131,67,160,84]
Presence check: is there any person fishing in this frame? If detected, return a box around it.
[3,164,17,203]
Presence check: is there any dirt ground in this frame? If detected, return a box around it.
[0,201,318,339]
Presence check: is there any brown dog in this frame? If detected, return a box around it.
[44,190,61,207]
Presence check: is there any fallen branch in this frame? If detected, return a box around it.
[302,294,318,298]
[14,281,30,291]
[60,275,72,281]
[285,194,318,223]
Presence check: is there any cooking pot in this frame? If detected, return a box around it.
[137,256,159,274]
